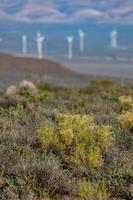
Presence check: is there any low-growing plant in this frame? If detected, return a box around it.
[38,114,112,170]
[17,85,48,106]
[118,95,133,106]
[78,179,109,200]
[118,95,133,111]
[99,79,115,89]
[117,111,133,129]
[105,166,133,199]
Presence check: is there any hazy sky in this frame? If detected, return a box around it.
[0,0,133,24]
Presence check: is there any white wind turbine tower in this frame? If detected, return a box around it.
[111,30,118,49]
[22,35,27,54]
[35,31,45,59]
[66,36,73,59]
[79,29,85,52]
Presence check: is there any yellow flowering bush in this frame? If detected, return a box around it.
[79,180,109,200]
[118,95,133,108]
[117,111,133,129]
[38,114,112,169]
[87,147,103,168]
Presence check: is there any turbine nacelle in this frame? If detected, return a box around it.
[37,31,41,38]
[111,30,118,37]
[36,31,45,40]
[79,30,85,38]
[22,35,27,40]
[66,36,73,59]
[66,36,73,43]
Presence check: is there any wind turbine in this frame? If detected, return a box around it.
[110,30,118,49]
[0,38,2,42]
[35,31,45,59]
[22,35,27,54]
[78,29,85,52]
[66,36,73,59]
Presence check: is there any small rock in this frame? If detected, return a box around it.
[19,80,36,90]
[0,176,7,188]
[5,85,17,96]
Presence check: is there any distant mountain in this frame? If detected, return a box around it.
[0,53,90,89]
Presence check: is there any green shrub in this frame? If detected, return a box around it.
[17,89,48,106]
[105,166,133,199]
[99,80,115,89]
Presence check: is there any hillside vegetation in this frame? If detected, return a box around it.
[0,79,133,200]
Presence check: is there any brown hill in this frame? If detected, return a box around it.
[0,53,74,76]
[0,53,89,89]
